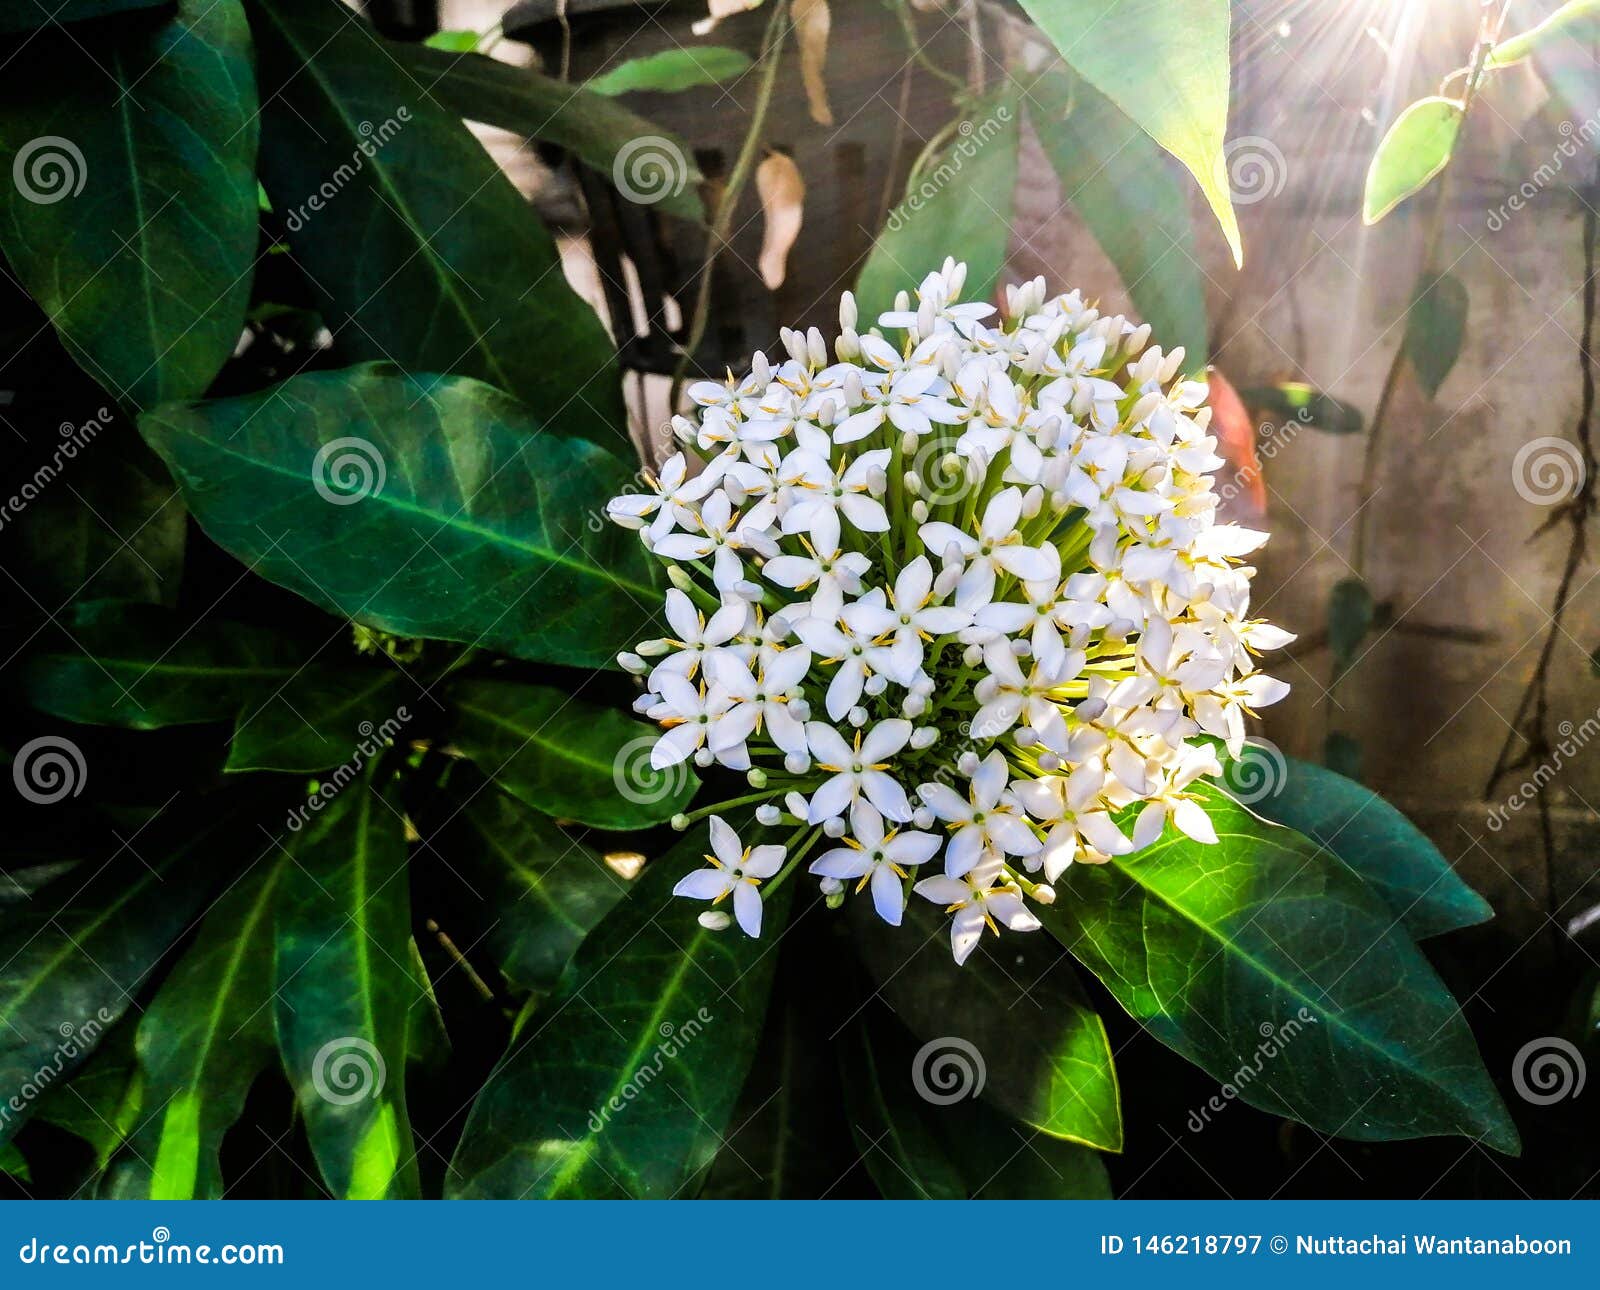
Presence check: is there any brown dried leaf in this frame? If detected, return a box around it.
[756,151,805,290]
[794,0,833,127]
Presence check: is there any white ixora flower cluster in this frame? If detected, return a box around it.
[607,260,1292,964]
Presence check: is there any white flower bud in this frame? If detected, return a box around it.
[807,326,828,368]
[1021,485,1044,519]
[847,705,868,726]
[866,465,888,497]
[1011,638,1031,658]
[839,291,858,332]
[733,580,765,602]
[963,644,984,668]
[698,910,733,931]
[913,807,936,830]
[671,813,690,831]
[1037,751,1062,772]
[784,790,809,817]
[933,566,961,599]
[618,651,647,674]
[1159,346,1186,383]
[819,875,844,896]
[911,499,930,523]
[902,693,926,718]
[823,816,847,838]
[751,351,772,385]
[1031,884,1057,906]
[900,430,919,455]
[863,673,886,696]
[835,329,861,361]
[942,542,966,569]
[1075,697,1107,723]
[910,726,937,750]
[756,803,782,826]
[957,750,980,777]
[912,677,935,697]
[784,753,810,776]
[844,370,863,407]
[747,768,769,788]
[893,289,911,313]
[694,747,714,768]
[1014,727,1037,748]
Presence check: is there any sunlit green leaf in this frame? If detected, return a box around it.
[1018,0,1240,264]
[586,46,753,96]
[1363,96,1463,225]
[1488,0,1600,67]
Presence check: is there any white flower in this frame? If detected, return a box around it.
[917,751,1041,876]
[913,855,1041,966]
[809,802,940,926]
[672,816,787,937]
[608,260,1292,963]
[805,719,914,823]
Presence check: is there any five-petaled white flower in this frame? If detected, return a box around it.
[809,802,940,926]
[672,816,787,937]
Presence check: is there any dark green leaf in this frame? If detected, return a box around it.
[0,0,164,33]
[117,861,286,1199]
[397,44,705,222]
[0,0,258,407]
[940,1095,1112,1199]
[1238,382,1364,435]
[1488,1,1600,67]
[850,893,1123,1151]
[1406,271,1469,398]
[31,1019,142,1173]
[275,772,420,1198]
[1026,69,1207,369]
[0,805,227,1146]
[841,1018,968,1200]
[16,601,302,730]
[450,678,696,831]
[427,772,631,991]
[586,47,753,96]
[1219,753,1492,940]
[447,825,788,1198]
[249,0,628,447]
[1327,576,1374,672]
[138,364,660,670]
[0,1141,28,1182]
[1043,786,1520,1153]
[856,87,1020,322]
[1018,0,1240,263]
[1363,97,1463,225]
[228,669,406,774]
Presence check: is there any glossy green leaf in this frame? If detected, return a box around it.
[0,807,224,1147]
[1363,97,1463,225]
[1238,382,1364,435]
[1018,0,1239,264]
[448,825,788,1198]
[422,28,483,51]
[0,0,163,32]
[856,86,1020,322]
[1406,271,1469,398]
[138,365,659,670]
[0,0,258,407]
[1328,576,1374,672]
[450,678,696,831]
[275,773,420,1199]
[1488,1,1600,67]
[32,1020,142,1173]
[1219,754,1492,940]
[228,668,406,773]
[395,45,704,221]
[1026,68,1207,369]
[249,0,627,447]
[118,861,285,1199]
[16,601,302,730]
[841,1019,968,1200]
[586,46,753,96]
[428,773,631,991]
[850,895,1123,1151]
[1042,787,1520,1153]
